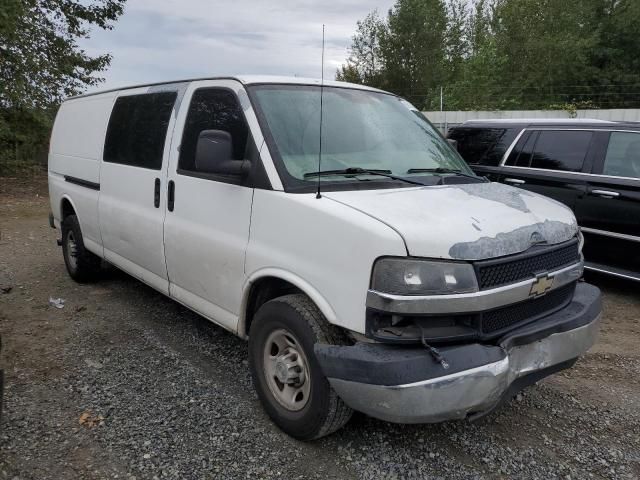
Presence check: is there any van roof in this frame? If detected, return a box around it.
[69,75,388,100]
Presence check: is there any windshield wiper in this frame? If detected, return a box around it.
[407,168,488,183]
[304,167,427,186]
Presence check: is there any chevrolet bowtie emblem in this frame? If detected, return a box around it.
[530,273,555,297]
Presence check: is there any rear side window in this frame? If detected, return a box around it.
[178,88,248,173]
[506,130,592,172]
[103,92,177,169]
[602,131,640,179]
[449,127,517,166]
[530,131,592,172]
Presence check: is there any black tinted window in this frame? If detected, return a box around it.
[449,127,518,166]
[602,131,640,179]
[104,92,177,169]
[178,88,248,172]
[530,130,592,172]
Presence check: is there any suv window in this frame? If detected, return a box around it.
[178,88,249,173]
[506,130,591,172]
[602,131,640,179]
[104,92,177,169]
[530,130,592,172]
[448,127,519,166]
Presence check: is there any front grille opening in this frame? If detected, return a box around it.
[481,283,576,335]
[476,240,580,290]
[366,312,479,345]
[366,282,577,344]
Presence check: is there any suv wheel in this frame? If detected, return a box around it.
[248,294,353,440]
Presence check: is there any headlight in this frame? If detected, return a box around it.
[371,258,478,295]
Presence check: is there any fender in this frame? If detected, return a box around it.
[238,267,338,339]
[59,193,80,224]
[58,191,104,258]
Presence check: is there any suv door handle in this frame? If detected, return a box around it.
[505,178,525,185]
[154,178,161,208]
[167,180,175,211]
[591,189,620,198]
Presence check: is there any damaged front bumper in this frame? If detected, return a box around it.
[315,282,601,424]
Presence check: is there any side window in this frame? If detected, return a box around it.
[602,132,640,179]
[448,128,507,166]
[505,131,538,167]
[178,88,249,173]
[529,130,592,172]
[104,92,177,169]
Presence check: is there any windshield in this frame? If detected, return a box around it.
[249,84,472,190]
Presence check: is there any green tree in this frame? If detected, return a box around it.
[380,0,449,108]
[444,0,469,80]
[336,11,386,87]
[339,0,640,110]
[335,64,364,84]
[1,0,125,171]
[490,0,600,108]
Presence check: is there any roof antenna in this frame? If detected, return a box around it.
[316,24,325,199]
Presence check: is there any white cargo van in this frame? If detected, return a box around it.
[48,76,601,439]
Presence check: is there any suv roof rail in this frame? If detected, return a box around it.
[463,118,616,124]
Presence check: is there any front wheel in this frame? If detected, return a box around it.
[248,294,353,440]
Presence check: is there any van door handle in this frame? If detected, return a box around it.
[167,180,175,211]
[505,178,525,185]
[591,189,620,198]
[154,178,161,208]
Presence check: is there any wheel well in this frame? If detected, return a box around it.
[61,198,75,220]
[244,277,303,336]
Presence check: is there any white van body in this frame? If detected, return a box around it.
[49,76,601,439]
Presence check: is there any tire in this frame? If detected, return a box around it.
[61,214,101,282]
[248,294,353,440]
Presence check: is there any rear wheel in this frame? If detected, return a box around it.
[248,294,353,440]
[61,215,101,282]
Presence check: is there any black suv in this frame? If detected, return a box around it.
[448,120,640,281]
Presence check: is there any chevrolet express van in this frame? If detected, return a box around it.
[48,76,602,440]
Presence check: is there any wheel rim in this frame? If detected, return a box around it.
[262,328,311,412]
[66,230,78,270]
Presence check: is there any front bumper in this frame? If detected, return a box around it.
[316,282,601,424]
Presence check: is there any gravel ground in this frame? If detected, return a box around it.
[1,175,639,479]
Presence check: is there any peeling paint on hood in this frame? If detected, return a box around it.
[324,182,578,260]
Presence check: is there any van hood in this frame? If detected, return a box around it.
[324,182,578,261]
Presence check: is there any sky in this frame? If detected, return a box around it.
[80,0,395,92]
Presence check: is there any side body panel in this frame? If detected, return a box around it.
[98,87,178,295]
[493,129,597,211]
[163,80,256,332]
[245,190,407,334]
[48,94,116,253]
[576,131,640,276]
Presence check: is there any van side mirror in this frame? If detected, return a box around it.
[195,129,249,177]
[447,138,458,151]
